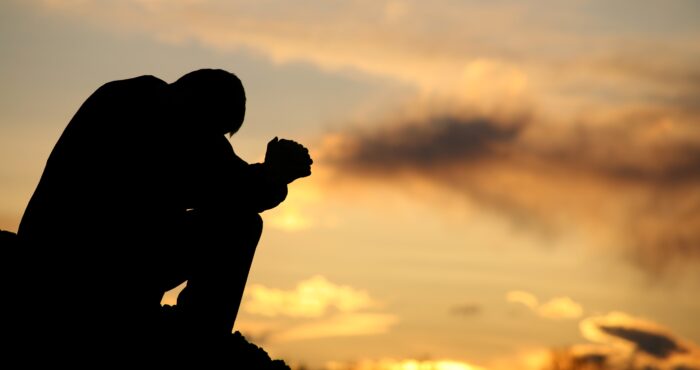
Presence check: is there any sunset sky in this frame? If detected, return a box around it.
[2,1,700,369]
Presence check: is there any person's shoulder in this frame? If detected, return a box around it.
[72,75,169,124]
[96,75,167,93]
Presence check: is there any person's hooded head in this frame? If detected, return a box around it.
[170,69,246,136]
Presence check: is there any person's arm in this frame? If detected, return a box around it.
[231,156,289,213]
[189,135,311,214]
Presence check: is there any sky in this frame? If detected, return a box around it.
[2,1,700,369]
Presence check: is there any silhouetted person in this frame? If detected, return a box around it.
[16,69,311,363]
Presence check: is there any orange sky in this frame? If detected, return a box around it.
[2,1,700,369]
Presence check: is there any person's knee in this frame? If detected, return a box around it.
[218,212,262,246]
[236,213,262,247]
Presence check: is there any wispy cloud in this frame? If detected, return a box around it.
[33,0,700,116]
[34,0,530,93]
[238,276,397,342]
[506,291,539,310]
[274,312,398,342]
[244,275,375,318]
[507,290,583,320]
[537,297,584,320]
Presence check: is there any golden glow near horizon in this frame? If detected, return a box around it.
[2,1,700,369]
[326,359,488,370]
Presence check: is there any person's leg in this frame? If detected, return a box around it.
[175,210,263,337]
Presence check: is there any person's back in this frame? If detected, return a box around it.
[21,75,169,235]
[18,75,173,356]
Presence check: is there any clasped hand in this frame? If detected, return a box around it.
[264,137,313,184]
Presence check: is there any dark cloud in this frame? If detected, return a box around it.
[449,303,482,317]
[532,119,700,187]
[322,109,700,272]
[330,112,700,186]
[577,312,700,370]
[328,115,525,174]
[546,345,700,370]
[600,325,687,359]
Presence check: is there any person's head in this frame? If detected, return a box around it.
[170,69,246,136]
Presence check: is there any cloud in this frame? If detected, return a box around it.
[323,115,525,174]
[598,325,686,359]
[243,275,375,318]
[449,303,482,317]
[580,312,696,359]
[320,105,700,273]
[537,297,584,320]
[274,313,398,342]
[506,291,539,310]
[576,312,700,369]
[238,276,397,342]
[33,0,532,94]
[30,0,700,134]
[32,0,700,116]
[507,291,583,320]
